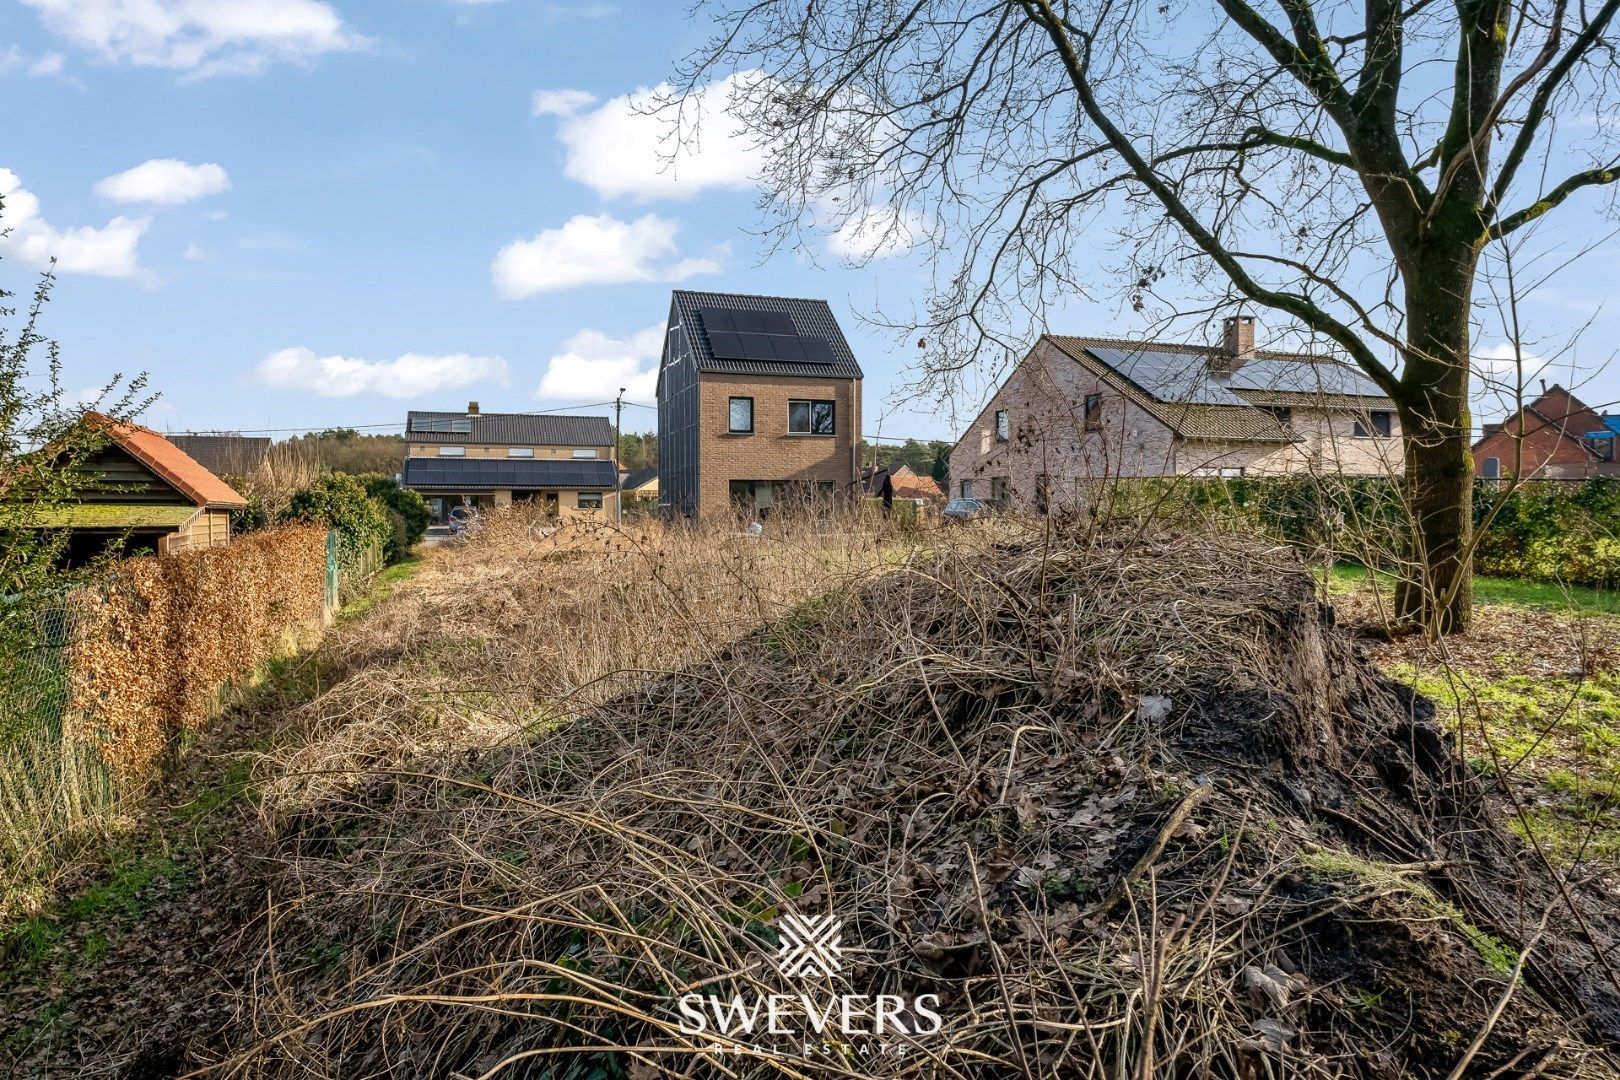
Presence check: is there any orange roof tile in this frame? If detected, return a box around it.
[85,412,248,510]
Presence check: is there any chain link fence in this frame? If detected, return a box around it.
[0,600,114,874]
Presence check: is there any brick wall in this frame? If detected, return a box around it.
[1473,388,1615,479]
[695,372,860,515]
[949,339,1403,508]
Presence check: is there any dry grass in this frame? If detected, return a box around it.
[10,509,1620,1079]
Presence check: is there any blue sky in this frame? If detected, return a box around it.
[2,0,1617,444]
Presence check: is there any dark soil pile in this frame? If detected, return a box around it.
[7,532,1620,1078]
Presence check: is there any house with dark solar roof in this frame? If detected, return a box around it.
[402,402,617,524]
[949,317,1402,510]
[656,290,863,518]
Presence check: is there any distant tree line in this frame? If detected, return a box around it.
[861,439,951,485]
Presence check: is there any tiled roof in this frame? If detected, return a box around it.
[86,413,248,509]
[622,466,659,491]
[167,435,271,478]
[892,469,944,499]
[1045,336,1391,443]
[405,411,614,447]
[402,457,618,491]
[669,290,864,380]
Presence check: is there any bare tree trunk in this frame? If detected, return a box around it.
[1395,254,1478,633]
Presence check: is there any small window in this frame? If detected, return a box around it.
[788,399,836,435]
[1354,411,1393,438]
[438,445,466,457]
[960,480,974,499]
[1084,393,1103,431]
[990,476,1010,506]
[508,447,535,458]
[577,492,603,510]
[1266,406,1292,429]
[572,448,599,459]
[1481,457,1501,480]
[994,410,1010,442]
[728,396,754,434]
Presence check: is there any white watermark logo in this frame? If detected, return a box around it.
[675,910,941,1057]
[774,913,843,977]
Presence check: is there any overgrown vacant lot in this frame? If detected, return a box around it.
[4,513,1620,1078]
[1330,568,1620,877]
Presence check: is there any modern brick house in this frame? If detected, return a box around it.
[949,318,1402,510]
[656,290,863,519]
[402,404,617,524]
[1472,385,1620,480]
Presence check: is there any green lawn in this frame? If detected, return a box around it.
[1328,564,1620,616]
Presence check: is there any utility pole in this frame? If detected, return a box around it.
[614,387,625,524]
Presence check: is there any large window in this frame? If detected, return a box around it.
[788,399,836,435]
[994,409,1010,442]
[1354,410,1394,438]
[577,492,603,510]
[1084,393,1103,430]
[438,445,466,457]
[728,396,754,433]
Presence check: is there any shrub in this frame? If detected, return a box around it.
[359,474,430,562]
[286,474,392,566]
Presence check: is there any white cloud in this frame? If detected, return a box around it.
[0,46,66,76]
[547,73,765,201]
[254,347,509,399]
[183,241,207,261]
[827,205,925,260]
[21,0,364,76]
[537,324,662,402]
[0,167,147,277]
[491,212,719,298]
[532,88,596,117]
[1473,341,1550,387]
[96,159,231,204]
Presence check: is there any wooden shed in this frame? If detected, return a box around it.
[38,413,249,562]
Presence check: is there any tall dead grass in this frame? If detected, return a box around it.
[141,509,1615,1079]
[255,508,916,812]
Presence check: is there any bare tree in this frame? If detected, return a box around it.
[673,0,1620,631]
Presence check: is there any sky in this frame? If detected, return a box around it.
[2,0,1617,444]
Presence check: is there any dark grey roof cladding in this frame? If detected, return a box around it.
[402,457,617,490]
[671,290,864,380]
[405,411,613,446]
[166,435,271,477]
[622,466,659,490]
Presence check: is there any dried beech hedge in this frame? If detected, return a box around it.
[65,525,329,773]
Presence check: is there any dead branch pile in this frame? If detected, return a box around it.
[14,518,1620,1078]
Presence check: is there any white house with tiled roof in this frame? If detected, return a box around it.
[949,317,1402,510]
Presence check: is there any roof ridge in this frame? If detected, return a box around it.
[1045,333,1337,364]
[672,288,839,306]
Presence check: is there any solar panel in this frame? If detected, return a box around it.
[694,305,836,365]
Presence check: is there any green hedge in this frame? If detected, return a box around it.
[286,473,393,567]
[1158,476,1620,589]
[359,474,431,563]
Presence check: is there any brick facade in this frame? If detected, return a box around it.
[949,338,1403,509]
[1473,386,1620,479]
[695,372,861,515]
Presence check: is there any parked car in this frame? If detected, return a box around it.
[942,497,986,522]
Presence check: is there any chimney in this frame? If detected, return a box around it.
[1210,315,1256,376]
[467,400,480,416]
